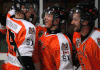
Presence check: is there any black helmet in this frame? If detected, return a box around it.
[12,0,38,23]
[42,6,69,24]
[13,0,38,13]
[70,3,98,22]
[13,0,27,11]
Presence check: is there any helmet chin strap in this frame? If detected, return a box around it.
[76,21,83,32]
[77,20,93,33]
[47,18,59,30]
[47,18,61,34]
[48,20,55,29]
[76,19,89,32]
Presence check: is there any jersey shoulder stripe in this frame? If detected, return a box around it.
[8,9,15,16]
[90,29,100,48]
[56,33,73,70]
[7,15,36,34]
[90,29,100,40]
[57,33,69,44]
[6,17,22,33]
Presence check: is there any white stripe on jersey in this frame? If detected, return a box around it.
[57,33,73,70]
[5,53,22,67]
[8,9,15,16]
[6,17,22,33]
[90,30,100,48]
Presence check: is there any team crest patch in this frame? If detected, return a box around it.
[76,38,81,48]
[61,43,70,62]
[29,27,35,34]
[61,43,69,50]
[97,38,100,46]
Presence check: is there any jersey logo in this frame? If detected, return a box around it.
[61,43,69,50]
[29,27,35,34]
[97,38,100,46]
[76,38,81,48]
[62,43,69,54]
[61,43,70,62]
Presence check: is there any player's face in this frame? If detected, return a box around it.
[21,5,27,13]
[44,13,53,28]
[71,12,81,32]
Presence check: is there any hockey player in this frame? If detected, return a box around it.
[33,6,74,70]
[1,0,36,70]
[70,2,100,70]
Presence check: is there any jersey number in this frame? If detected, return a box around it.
[26,39,33,46]
[8,29,17,53]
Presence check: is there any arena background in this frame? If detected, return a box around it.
[0,0,99,70]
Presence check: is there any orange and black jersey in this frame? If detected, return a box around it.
[73,28,100,70]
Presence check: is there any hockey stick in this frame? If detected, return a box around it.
[10,31,26,70]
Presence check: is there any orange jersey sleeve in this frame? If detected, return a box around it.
[32,25,47,63]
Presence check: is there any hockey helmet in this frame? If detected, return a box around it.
[42,6,69,24]
[70,3,98,22]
